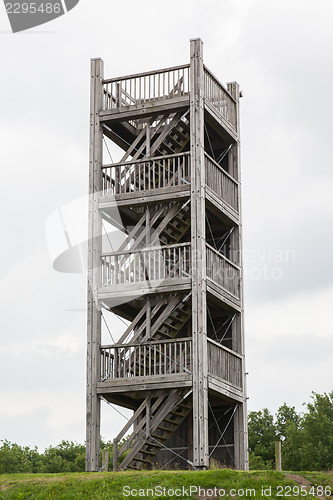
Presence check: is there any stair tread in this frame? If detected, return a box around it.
[132,457,153,464]
[151,434,168,440]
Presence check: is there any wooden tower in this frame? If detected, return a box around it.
[86,39,248,471]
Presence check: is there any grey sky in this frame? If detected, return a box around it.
[0,0,332,450]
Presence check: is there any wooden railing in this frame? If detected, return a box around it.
[102,152,190,196]
[205,153,238,212]
[206,244,240,298]
[100,338,192,380]
[207,338,242,388]
[204,66,237,130]
[101,243,191,286]
[102,64,190,110]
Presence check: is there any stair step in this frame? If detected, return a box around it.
[171,129,188,142]
[171,410,188,417]
[151,433,168,441]
[146,440,164,448]
[138,449,157,456]
[157,425,172,432]
[133,457,152,464]
[163,417,182,425]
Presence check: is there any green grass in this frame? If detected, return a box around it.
[0,470,332,499]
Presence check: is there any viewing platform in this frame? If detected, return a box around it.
[100,64,238,142]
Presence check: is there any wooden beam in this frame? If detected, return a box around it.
[99,95,189,123]
[86,58,103,472]
[190,38,209,470]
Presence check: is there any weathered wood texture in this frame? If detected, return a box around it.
[86,39,248,472]
[86,58,103,472]
[190,38,209,469]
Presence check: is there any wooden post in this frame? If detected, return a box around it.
[275,441,282,471]
[102,448,109,472]
[113,438,118,471]
[86,58,104,472]
[146,395,151,437]
[190,38,209,470]
[227,80,249,471]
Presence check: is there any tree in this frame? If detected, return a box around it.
[248,408,276,469]
[40,441,85,473]
[275,403,300,441]
[298,391,333,471]
[0,440,41,474]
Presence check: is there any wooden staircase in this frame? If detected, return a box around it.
[120,111,190,193]
[104,106,193,471]
[114,389,192,470]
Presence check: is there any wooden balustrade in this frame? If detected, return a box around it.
[102,64,190,110]
[207,338,243,388]
[100,338,192,380]
[101,243,191,287]
[206,244,240,298]
[204,66,237,130]
[101,152,190,196]
[205,153,239,212]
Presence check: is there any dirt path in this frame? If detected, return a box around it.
[285,473,328,500]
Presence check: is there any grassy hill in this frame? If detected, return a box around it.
[0,469,332,499]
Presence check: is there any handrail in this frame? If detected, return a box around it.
[206,243,240,298]
[101,152,191,196]
[101,243,191,287]
[203,65,237,104]
[115,398,147,443]
[207,337,243,359]
[101,337,190,350]
[101,242,190,258]
[204,152,238,184]
[103,64,190,84]
[102,151,190,169]
[207,338,243,388]
[100,338,192,381]
[206,243,240,270]
[102,65,190,111]
[203,66,237,130]
[204,153,239,212]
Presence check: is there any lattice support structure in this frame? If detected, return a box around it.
[86,39,248,472]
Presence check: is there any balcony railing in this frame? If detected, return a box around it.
[205,153,238,212]
[101,243,191,287]
[100,337,242,389]
[100,338,192,380]
[206,244,240,299]
[102,243,239,297]
[208,338,243,388]
[102,64,190,111]
[102,152,190,196]
[101,64,237,132]
[204,66,237,130]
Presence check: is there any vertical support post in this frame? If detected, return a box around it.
[146,123,151,157]
[275,441,282,471]
[86,58,104,472]
[113,438,118,471]
[102,448,109,472]
[146,297,151,340]
[227,80,249,471]
[146,396,151,437]
[190,38,209,470]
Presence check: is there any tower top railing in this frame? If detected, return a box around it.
[101,63,237,131]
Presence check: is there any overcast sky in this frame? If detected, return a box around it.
[1,0,332,451]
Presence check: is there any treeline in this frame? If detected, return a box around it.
[0,391,332,474]
[0,439,122,474]
[249,391,333,471]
